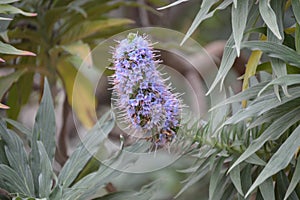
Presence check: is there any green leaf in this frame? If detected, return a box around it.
[295,23,300,54]
[284,156,300,200]
[275,171,298,200]
[60,41,93,67]
[246,125,300,197]
[223,86,300,125]
[174,155,211,198]
[63,168,119,200]
[259,0,282,40]
[58,110,114,188]
[0,120,34,196]
[0,164,31,196]
[241,41,300,67]
[211,81,269,110]
[8,28,44,45]
[33,78,56,161]
[229,105,300,173]
[245,153,266,166]
[259,178,275,200]
[207,35,237,94]
[240,164,252,195]
[0,69,26,99]
[292,0,300,25]
[30,78,56,195]
[267,0,287,99]
[0,0,20,4]
[0,102,9,109]
[56,58,96,128]
[181,0,232,45]
[4,118,32,139]
[7,72,33,120]
[37,141,53,198]
[60,18,134,44]
[248,98,300,129]
[220,183,235,200]
[48,185,62,200]
[0,4,36,16]
[157,0,188,10]
[258,75,300,96]
[0,139,8,165]
[0,16,11,20]
[229,164,244,196]
[209,157,226,200]
[0,41,35,57]
[231,0,248,57]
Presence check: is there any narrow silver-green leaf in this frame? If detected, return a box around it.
[292,0,300,24]
[246,125,300,197]
[0,41,35,56]
[267,0,287,99]
[248,98,300,129]
[259,0,282,39]
[245,153,266,166]
[0,164,30,195]
[284,156,300,200]
[0,4,36,16]
[181,0,232,45]
[209,157,226,200]
[275,171,299,200]
[37,141,53,198]
[175,157,211,198]
[33,78,56,161]
[207,35,237,94]
[228,106,300,173]
[0,16,11,20]
[63,166,120,200]
[58,110,114,188]
[259,75,300,96]
[224,86,300,125]
[181,0,218,45]
[258,178,275,200]
[210,81,269,110]
[0,120,34,196]
[229,164,244,196]
[157,0,188,10]
[232,0,248,57]
[0,0,20,4]
[241,41,300,66]
[30,78,56,195]
[4,118,32,139]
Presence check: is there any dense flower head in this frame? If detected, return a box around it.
[110,33,181,145]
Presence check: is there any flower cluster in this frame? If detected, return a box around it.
[110,33,181,145]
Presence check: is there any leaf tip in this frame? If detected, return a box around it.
[0,103,10,109]
[22,51,36,56]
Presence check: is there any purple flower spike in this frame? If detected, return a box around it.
[110,33,181,145]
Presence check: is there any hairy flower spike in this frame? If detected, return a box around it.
[110,33,181,145]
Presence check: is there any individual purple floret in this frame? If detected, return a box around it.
[110,33,181,145]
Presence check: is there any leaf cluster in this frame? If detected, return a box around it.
[160,0,300,199]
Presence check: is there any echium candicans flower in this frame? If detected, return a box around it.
[109,33,181,145]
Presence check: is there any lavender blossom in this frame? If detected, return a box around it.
[110,33,181,145]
